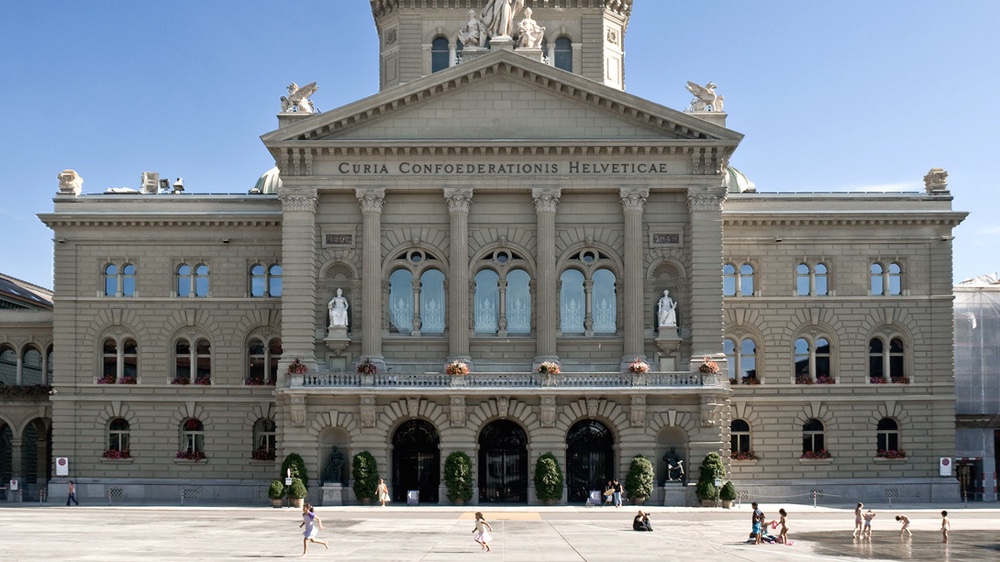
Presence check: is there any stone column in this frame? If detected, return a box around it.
[532,188,561,365]
[444,188,473,364]
[278,187,319,373]
[686,186,728,356]
[357,188,386,366]
[620,188,649,366]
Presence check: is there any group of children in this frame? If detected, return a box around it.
[749,502,789,545]
[854,502,951,543]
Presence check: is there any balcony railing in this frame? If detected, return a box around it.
[293,371,721,389]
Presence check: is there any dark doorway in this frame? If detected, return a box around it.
[391,420,440,504]
[478,420,528,503]
[565,419,614,503]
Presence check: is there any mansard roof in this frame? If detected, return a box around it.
[261,49,742,158]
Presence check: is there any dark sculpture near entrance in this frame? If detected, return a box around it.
[662,447,686,484]
[322,446,346,485]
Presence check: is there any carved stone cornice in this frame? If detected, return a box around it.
[38,215,281,229]
[723,213,966,228]
[355,187,386,213]
[370,1,632,20]
[532,187,561,213]
[279,186,317,213]
[443,187,473,213]
[619,187,649,212]
[686,186,727,212]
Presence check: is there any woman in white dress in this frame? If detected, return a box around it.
[377,478,390,507]
[472,511,495,552]
[299,503,329,556]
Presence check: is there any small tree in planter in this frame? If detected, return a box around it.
[533,452,564,504]
[268,479,285,508]
[696,452,726,506]
[625,454,654,504]
[281,452,310,489]
[352,451,379,504]
[443,451,473,504]
[287,477,308,508]
[719,481,737,509]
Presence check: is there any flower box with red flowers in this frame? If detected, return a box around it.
[287,358,308,375]
[176,450,206,460]
[628,360,650,374]
[356,359,378,375]
[698,358,720,375]
[800,450,832,460]
[538,361,560,375]
[194,375,211,385]
[815,375,835,384]
[870,376,888,384]
[120,376,137,384]
[171,377,190,385]
[731,450,758,461]
[98,374,116,384]
[103,449,131,459]
[446,361,469,375]
[891,376,910,384]
[251,448,276,461]
[876,449,907,459]
[740,376,761,385]
[795,375,813,385]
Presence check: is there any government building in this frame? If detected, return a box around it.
[2,0,967,505]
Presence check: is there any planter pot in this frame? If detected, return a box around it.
[291,498,305,509]
[271,498,284,508]
[631,497,647,505]
[359,497,373,505]
[452,499,465,506]
[700,499,717,507]
[721,500,733,509]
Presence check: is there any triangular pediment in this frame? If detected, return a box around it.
[262,50,742,149]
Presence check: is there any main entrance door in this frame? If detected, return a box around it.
[566,419,614,503]
[478,420,528,503]
[391,420,440,504]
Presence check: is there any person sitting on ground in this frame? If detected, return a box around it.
[632,510,653,531]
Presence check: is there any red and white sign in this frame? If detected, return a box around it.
[56,457,69,476]
[939,457,952,477]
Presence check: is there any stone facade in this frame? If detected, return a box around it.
[13,1,967,505]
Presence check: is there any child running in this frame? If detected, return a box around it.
[472,511,495,552]
[862,508,876,540]
[896,515,911,537]
[299,503,329,557]
[940,510,950,543]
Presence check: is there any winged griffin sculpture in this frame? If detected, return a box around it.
[280,82,319,114]
[685,81,724,113]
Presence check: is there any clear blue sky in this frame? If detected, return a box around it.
[2,1,996,290]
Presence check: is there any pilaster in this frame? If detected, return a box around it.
[357,188,386,367]
[444,188,473,365]
[620,187,648,367]
[278,187,318,373]
[532,188,560,365]
[686,186,727,356]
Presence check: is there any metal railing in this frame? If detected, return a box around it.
[296,371,722,389]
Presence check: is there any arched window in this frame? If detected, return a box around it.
[876,418,900,455]
[107,418,130,458]
[104,264,118,296]
[730,419,752,458]
[725,337,758,383]
[268,264,282,296]
[250,263,282,297]
[723,262,754,296]
[122,339,138,381]
[431,36,450,72]
[46,345,53,384]
[105,263,136,297]
[869,336,907,383]
[802,419,826,457]
[871,261,903,295]
[796,262,829,296]
[252,418,277,460]
[554,37,572,71]
[474,249,533,336]
[592,268,617,334]
[21,347,42,386]
[387,249,446,336]
[194,264,210,297]
[179,419,205,459]
[794,336,833,383]
[246,337,281,385]
[178,263,209,297]
[474,269,500,334]
[174,337,211,385]
[177,264,191,297]
[103,339,118,382]
[100,337,139,384]
[0,345,17,384]
[122,264,136,297]
[507,269,531,334]
[560,269,585,334]
[560,249,618,336]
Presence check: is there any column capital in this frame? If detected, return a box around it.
[619,187,649,212]
[443,187,474,213]
[356,187,386,213]
[278,187,317,212]
[532,187,561,213]
[686,186,727,212]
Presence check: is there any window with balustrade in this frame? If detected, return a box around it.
[869,335,908,384]
[173,337,211,385]
[724,336,758,384]
[474,249,532,336]
[559,250,618,335]
[388,249,446,335]
[246,337,281,385]
[99,336,138,384]
[794,335,833,383]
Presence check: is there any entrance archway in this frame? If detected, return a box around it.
[478,420,528,503]
[566,419,614,503]
[391,419,440,503]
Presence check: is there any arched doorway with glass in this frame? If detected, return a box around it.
[21,418,51,501]
[391,419,440,504]
[565,419,615,503]
[478,420,528,503]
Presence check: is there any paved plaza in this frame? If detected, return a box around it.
[1,501,998,561]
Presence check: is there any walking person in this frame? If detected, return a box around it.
[862,508,876,540]
[612,479,624,508]
[940,510,950,543]
[896,515,911,537]
[66,480,79,506]
[377,478,390,507]
[603,480,614,506]
[852,502,864,538]
[472,511,494,552]
[299,503,329,557]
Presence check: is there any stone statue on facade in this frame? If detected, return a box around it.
[657,290,677,327]
[280,81,318,114]
[924,167,949,193]
[328,288,349,327]
[458,9,488,48]
[516,8,545,49]
[58,170,83,195]
[481,0,525,39]
[684,81,724,113]
[322,446,346,484]
[662,447,685,483]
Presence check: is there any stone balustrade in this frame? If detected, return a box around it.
[292,371,721,389]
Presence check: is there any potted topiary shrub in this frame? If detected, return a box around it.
[719,480,737,509]
[696,452,726,507]
[443,451,473,505]
[268,479,285,508]
[625,454,654,505]
[287,477,308,508]
[533,452,564,504]
[352,451,379,504]
[281,452,310,489]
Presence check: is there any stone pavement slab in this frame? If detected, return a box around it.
[0,503,997,561]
